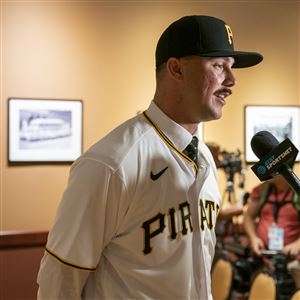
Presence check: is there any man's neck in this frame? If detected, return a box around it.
[153,98,199,135]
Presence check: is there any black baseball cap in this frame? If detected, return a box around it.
[155,15,263,68]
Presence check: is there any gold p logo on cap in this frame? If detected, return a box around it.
[225,24,233,45]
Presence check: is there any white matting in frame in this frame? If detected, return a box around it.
[8,98,83,163]
[244,105,300,163]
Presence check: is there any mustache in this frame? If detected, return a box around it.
[214,88,232,97]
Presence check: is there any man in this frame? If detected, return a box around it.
[37,15,263,299]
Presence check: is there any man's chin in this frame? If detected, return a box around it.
[201,111,222,122]
[213,107,223,120]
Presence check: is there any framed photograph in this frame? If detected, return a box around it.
[8,98,83,163]
[244,105,300,163]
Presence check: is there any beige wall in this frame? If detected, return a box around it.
[1,1,299,231]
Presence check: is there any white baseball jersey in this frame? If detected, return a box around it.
[37,101,221,299]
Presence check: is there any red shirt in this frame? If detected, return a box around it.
[251,185,300,247]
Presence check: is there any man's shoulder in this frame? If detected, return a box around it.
[81,114,153,168]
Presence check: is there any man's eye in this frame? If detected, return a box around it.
[214,64,224,69]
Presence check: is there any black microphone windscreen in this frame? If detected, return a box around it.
[250,131,280,159]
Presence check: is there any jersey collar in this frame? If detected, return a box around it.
[146,101,201,151]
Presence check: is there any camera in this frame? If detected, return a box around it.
[218,149,245,189]
[206,143,246,191]
[218,150,243,175]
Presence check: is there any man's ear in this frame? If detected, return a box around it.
[166,58,183,81]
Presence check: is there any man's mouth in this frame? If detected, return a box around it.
[214,88,232,104]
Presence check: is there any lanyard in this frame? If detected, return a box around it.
[271,186,293,223]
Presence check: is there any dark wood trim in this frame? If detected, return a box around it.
[0,231,48,249]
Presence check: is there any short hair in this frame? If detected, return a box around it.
[155,63,166,83]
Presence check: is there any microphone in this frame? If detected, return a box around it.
[250,131,300,195]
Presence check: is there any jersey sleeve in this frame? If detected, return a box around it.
[45,157,128,270]
[37,251,90,299]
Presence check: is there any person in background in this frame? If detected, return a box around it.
[243,174,300,288]
[37,15,262,299]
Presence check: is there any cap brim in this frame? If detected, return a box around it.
[199,50,263,68]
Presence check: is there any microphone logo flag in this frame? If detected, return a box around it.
[251,138,298,181]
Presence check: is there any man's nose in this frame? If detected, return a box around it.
[224,70,237,87]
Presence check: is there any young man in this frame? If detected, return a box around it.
[37,15,263,299]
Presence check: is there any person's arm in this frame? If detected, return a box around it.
[37,252,90,299]
[37,158,126,298]
[218,204,243,221]
[282,237,300,257]
[243,199,265,256]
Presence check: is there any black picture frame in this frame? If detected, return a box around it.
[8,98,83,163]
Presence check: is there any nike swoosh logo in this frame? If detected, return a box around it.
[150,166,168,181]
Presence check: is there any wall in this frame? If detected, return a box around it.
[1,1,299,231]
[0,231,48,299]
